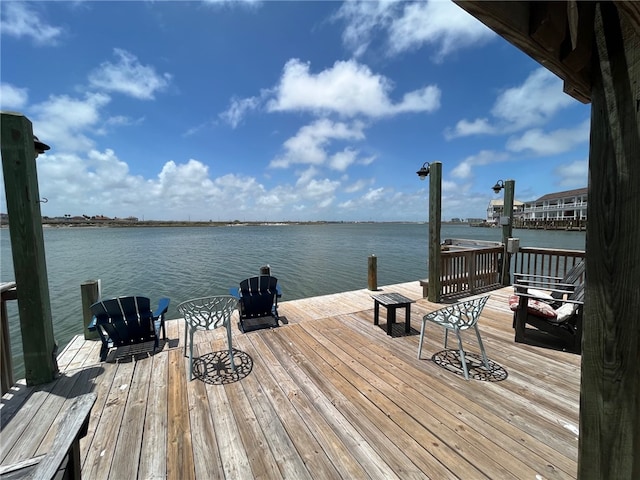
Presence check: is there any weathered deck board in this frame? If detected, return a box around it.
[2,282,581,479]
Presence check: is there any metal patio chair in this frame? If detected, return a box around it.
[178,295,237,381]
[418,295,491,380]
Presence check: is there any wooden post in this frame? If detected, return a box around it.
[579,3,640,478]
[81,280,100,340]
[1,112,59,385]
[428,162,442,303]
[501,179,515,285]
[1,282,17,394]
[367,255,377,291]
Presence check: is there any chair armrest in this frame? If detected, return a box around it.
[276,284,282,298]
[513,280,575,297]
[154,297,170,318]
[87,315,97,331]
[515,290,584,305]
[229,287,240,299]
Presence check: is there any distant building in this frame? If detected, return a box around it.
[521,187,588,222]
[486,199,524,223]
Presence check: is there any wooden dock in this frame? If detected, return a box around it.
[1,282,581,479]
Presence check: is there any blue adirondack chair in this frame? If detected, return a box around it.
[230,275,281,333]
[89,296,170,361]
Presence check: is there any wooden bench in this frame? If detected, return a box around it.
[0,391,96,479]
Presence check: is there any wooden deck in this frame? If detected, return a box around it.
[1,282,581,479]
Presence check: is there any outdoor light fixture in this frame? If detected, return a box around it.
[492,179,505,194]
[33,136,50,155]
[416,162,430,180]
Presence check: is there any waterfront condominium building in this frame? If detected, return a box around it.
[520,187,588,222]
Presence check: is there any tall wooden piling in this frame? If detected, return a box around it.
[428,162,442,303]
[501,179,515,286]
[1,112,58,385]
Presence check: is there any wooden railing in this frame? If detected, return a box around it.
[420,239,503,300]
[420,241,586,301]
[439,246,502,298]
[1,282,17,394]
[513,247,585,279]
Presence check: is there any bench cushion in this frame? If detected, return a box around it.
[509,294,557,319]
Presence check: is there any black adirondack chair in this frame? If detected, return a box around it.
[231,275,281,333]
[89,296,170,361]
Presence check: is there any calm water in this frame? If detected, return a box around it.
[1,223,585,377]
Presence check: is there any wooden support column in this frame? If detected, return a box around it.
[501,179,515,286]
[0,112,59,385]
[428,162,442,303]
[579,3,640,478]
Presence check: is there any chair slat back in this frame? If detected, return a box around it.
[424,295,490,330]
[239,275,278,318]
[90,296,155,346]
[178,296,237,330]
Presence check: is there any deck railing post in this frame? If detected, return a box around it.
[1,283,17,394]
[81,280,101,340]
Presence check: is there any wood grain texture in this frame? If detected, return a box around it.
[579,3,640,479]
[3,282,584,478]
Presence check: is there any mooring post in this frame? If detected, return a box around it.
[81,280,101,340]
[428,162,442,303]
[1,112,59,385]
[368,255,377,291]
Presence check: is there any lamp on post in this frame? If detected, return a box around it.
[491,180,505,194]
[492,179,515,285]
[417,161,441,303]
[416,162,430,180]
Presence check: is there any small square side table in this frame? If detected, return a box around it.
[371,293,415,335]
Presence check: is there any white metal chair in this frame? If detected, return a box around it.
[417,295,490,380]
[178,295,237,381]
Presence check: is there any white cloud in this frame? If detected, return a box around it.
[0,83,28,109]
[88,49,171,100]
[554,160,588,188]
[335,0,494,60]
[0,2,63,45]
[448,68,576,138]
[31,92,111,152]
[334,0,397,58]
[506,120,590,155]
[387,1,494,61]
[270,119,366,169]
[220,96,261,128]
[492,69,574,130]
[445,118,496,140]
[267,59,440,118]
[451,150,509,180]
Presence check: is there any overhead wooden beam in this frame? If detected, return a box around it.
[530,1,568,52]
[455,1,592,103]
[579,2,640,478]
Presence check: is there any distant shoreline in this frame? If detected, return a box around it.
[2,219,441,229]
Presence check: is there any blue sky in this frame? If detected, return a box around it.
[1,0,590,222]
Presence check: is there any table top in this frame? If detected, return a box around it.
[371,292,415,306]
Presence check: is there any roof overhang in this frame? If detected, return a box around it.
[454,1,640,104]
